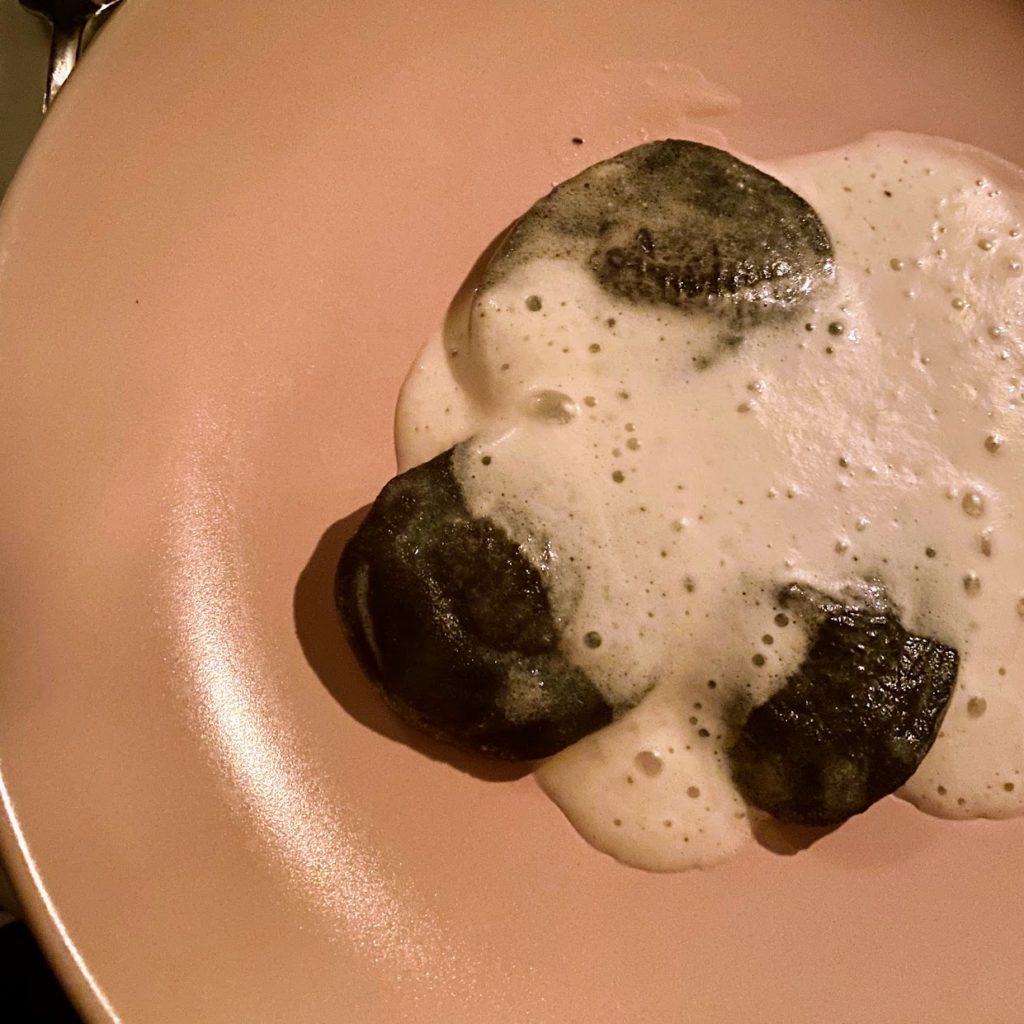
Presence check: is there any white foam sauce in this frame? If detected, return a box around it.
[396,133,1024,869]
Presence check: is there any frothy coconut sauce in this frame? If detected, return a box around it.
[396,133,1024,869]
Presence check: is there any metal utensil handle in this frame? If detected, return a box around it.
[44,18,85,112]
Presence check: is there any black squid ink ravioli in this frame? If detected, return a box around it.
[336,140,967,850]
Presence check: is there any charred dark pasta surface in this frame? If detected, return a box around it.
[338,447,616,760]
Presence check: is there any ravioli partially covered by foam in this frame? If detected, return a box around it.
[344,135,1024,870]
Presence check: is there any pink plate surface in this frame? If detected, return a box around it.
[1,1,1023,1021]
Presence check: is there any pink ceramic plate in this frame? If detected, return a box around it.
[1,1,1023,1020]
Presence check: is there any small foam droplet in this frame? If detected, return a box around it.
[980,528,994,557]
[961,490,986,517]
[967,697,987,718]
[635,750,664,777]
[529,390,578,423]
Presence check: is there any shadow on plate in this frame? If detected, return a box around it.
[293,509,533,783]
[750,814,840,856]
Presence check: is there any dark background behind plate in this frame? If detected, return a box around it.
[1,3,92,1019]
